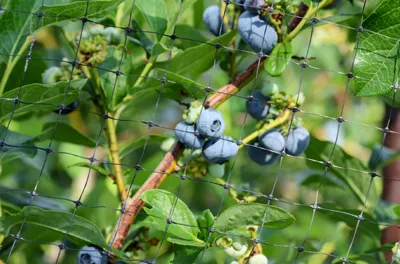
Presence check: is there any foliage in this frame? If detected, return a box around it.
[0,0,397,263]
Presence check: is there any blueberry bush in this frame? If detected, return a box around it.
[0,0,399,263]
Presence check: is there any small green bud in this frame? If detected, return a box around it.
[249,254,268,264]
[160,138,175,152]
[232,242,243,251]
[261,83,279,97]
[392,243,400,261]
[103,27,121,45]
[88,25,105,36]
[225,244,248,258]
[297,92,305,106]
[188,149,203,160]
[183,100,203,124]
[216,236,232,249]
[42,66,63,84]
[207,163,225,178]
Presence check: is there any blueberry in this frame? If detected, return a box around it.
[247,143,279,165]
[238,11,278,54]
[174,122,205,149]
[244,0,265,13]
[323,0,342,9]
[259,129,285,152]
[53,99,80,115]
[203,5,226,36]
[202,136,238,164]
[77,246,107,264]
[249,254,269,264]
[285,127,310,156]
[246,91,269,120]
[196,108,225,138]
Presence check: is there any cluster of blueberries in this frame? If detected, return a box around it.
[203,0,278,54]
[175,108,238,164]
[246,89,310,165]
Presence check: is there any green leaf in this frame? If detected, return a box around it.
[172,245,203,264]
[0,186,69,211]
[319,204,380,239]
[167,237,206,247]
[140,69,206,101]
[368,145,395,170]
[197,209,215,241]
[265,42,292,77]
[136,0,167,38]
[214,203,295,233]
[0,79,86,122]
[393,205,400,218]
[299,172,344,188]
[0,126,37,162]
[140,189,200,241]
[34,0,124,31]
[0,0,36,64]
[303,14,362,30]
[305,137,379,206]
[119,135,167,159]
[68,162,110,177]
[33,122,96,147]
[155,31,237,76]
[354,0,400,97]
[0,206,107,247]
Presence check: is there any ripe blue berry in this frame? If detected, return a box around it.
[203,5,225,36]
[77,246,107,264]
[196,108,225,138]
[246,91,269,120]
[238,11,278,54]
[202,136,238,164]
[285,127,310,156]
[244,0,265,13]
[259,129,285,152]
[247,143,279,165]
[174,122,205,149]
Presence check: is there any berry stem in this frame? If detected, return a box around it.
[215,177,242,203]
[109,56,267,250]
[83,66,127,201]
[287,0,331,42]
[239,109,291,150]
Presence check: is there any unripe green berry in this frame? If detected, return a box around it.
[261,83,279,97]
[225,244,248,258]
[207,163,225,178]
[160,138,175,152]
[43,66,63,84]
[249,254,268,264]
